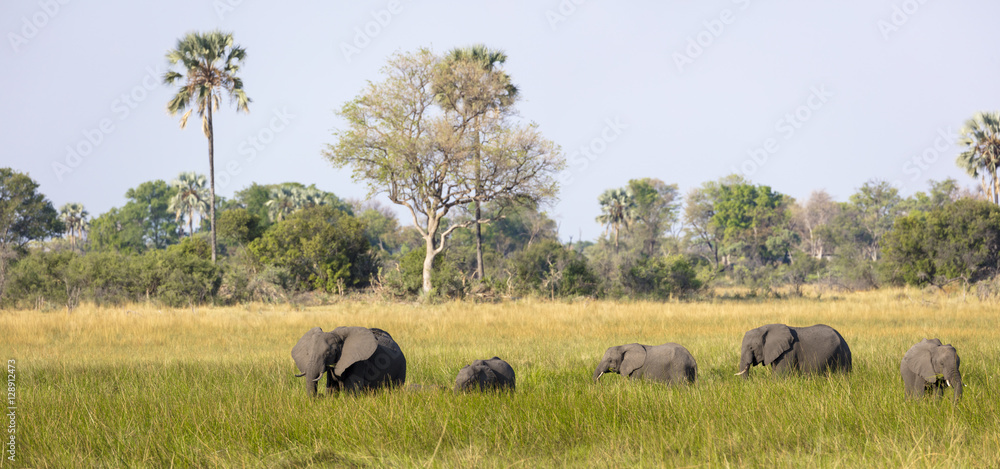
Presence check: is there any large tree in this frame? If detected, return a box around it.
[163,30,251,263]
[627,178,680,256]
[0,168,63,299]
[434,44,519,281]
[956,111,1000,205]
[325,49,563,295]
[125,180,179,249]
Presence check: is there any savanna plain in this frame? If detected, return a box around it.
[2,290,998,468]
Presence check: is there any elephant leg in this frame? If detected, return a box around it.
[325,369,338,395]
[771,358,794,376]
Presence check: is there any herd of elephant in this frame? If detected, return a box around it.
[291,323,963,401]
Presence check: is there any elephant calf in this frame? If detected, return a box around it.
[291,326,406,396]
[594,343,697,384]
[736,324,851,378]
[454,357,516,392]
[900,338,962,402]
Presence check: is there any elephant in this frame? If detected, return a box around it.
[291,326,406,396]
[736,324,851,378]
[454,357,516,392]
[593,343,697,384]
[900,338,962,402]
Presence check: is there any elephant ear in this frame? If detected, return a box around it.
[907,347,938,383]
[291,327,325,374]
[620,344,647,377]
[763,325,794,365]
[480,365,497,385]
[333,327,378,377]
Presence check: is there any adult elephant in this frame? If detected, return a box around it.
[593,343,697,384]
[900,338,962,402]
[291,326,406,396]
[454,357,516,392]
[735,324,851,378]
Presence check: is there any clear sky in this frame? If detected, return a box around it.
[3,1,999,241]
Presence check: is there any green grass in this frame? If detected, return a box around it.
[2,290,999,467]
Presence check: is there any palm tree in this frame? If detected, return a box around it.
[168,172,210,237]
[956,111,1000,205]
[163,30,251,262]
[58,202,88,249]
[435,44,518,281]
[265,186,303,222]
[596,188,636,251]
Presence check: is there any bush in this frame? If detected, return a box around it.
[249,206,377,293]
[512,240,597,297]
[383,246,464,298]
[882,199,1000,286]
[622,255,701,298]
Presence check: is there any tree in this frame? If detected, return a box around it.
[627,178,680,256]
[124,180,179,249]
[168,172,210,238]
[596,188,636,251]
[883,199,1000,286]
[956,111,1000,205]
[164,30,251,263]
[248,206,376,292]
[847,179,901,262]
[0,168,63,299]
[325,49,564,295]
[58,203,89,250]
[434,44,519,281]
[791,190,839,259]
[710,182,794,270]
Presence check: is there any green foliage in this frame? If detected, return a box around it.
[248,206,376,292]
[217,208,264,246]
[512,240,597,297]
[87,206,148,254]
[622,255,701,298]
[385,246,464,298]
[0,168,64,301]
[124,179,179,248]
[882,199,1000,286]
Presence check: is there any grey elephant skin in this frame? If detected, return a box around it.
[291,326,406,396]
[454,357,516,392]
[736,324,851,378]
[593,343,697,384]
[900,338,962,402]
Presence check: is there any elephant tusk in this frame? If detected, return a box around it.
[735,367,748,376]
[313,375,323,382]
[946,379,951,387]
[294,372,306,378]
[596,372,604,381]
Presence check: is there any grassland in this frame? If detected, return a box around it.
[1,289,998,467]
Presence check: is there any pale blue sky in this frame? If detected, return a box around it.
[3,1,998,241]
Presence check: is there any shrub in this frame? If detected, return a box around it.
[622,255,701,298]
[512,240,597,297]
[248,206,377,293]
[383,246,464,298]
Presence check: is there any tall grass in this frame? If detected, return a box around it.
[2,290,998,467]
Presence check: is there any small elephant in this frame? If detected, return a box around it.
[454,357,516,392]
[736,324,851,378]
[593,343,697,384]
[291,326,406,396]
[900,338,962,402]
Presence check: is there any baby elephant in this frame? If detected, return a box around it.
[454,357,516,392]
[900,338,962,402]
[593,343,697,384]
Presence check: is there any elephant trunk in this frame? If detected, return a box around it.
[593,359,610,382]
[302,361,326,397]
[736,355,751,379]
[948,371,963,402]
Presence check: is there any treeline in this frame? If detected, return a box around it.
[2,167,999,310]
